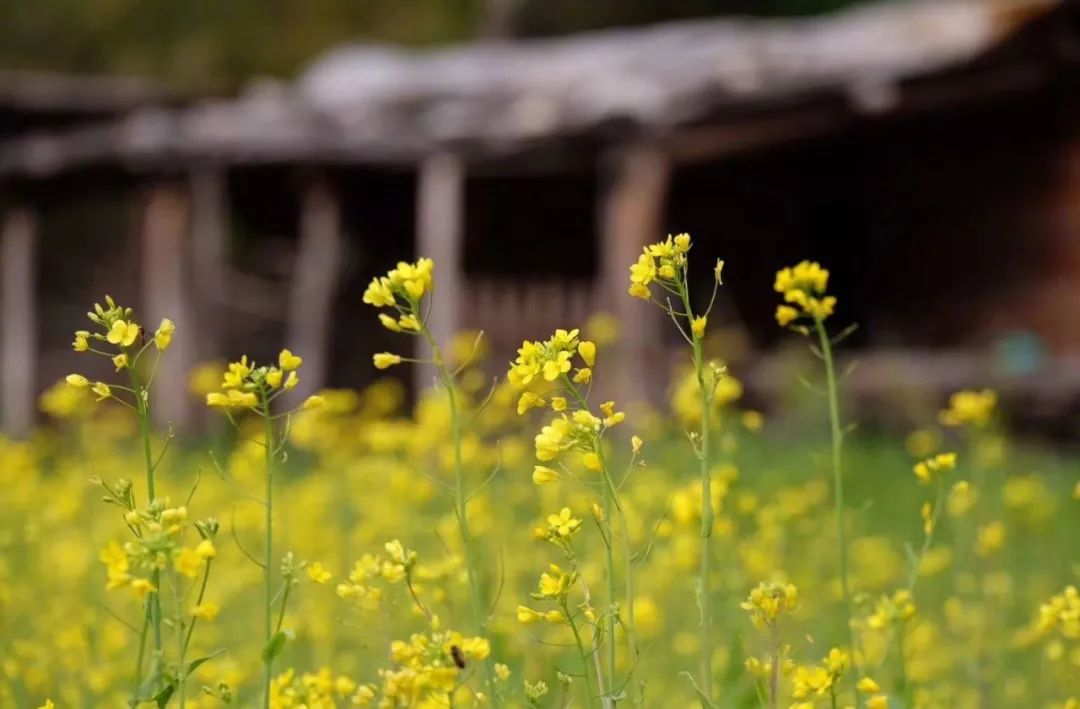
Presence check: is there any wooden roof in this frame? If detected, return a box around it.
[0,0,1063,177]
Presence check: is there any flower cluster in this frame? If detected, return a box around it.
[939,389,998,428]
[269,667,374,708]
[790,647,848,704]
[1036,586,1080,640]
[774,260,836,327]
[509,328,595,391]
[377,626,490,704]
[865,589,917,630]
[628,233,693,300]
[913,451,958,485]
[205,350,322,412]
[363,258,435,369]
[65,295,174,402]
[741,581,800,631]
[95,489,218,602]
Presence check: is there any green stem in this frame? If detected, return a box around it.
[678,278,714,705]
[262,399,275,709]
[601,472,618,707]
[814,319,859,680]
[176,572,188,709]
[423,327,500,708]
[129,364,163,691]
[565,602,600,707]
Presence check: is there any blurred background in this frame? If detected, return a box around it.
[1,0,1079,438]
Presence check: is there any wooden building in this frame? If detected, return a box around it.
[1,0,1078,435]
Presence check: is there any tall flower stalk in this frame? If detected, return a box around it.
[774,261,860,675]
[205,349,324,707]
[508,325,636,707]
[628,233,725,704]
[363,258,501,706]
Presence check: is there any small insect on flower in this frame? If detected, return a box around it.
[450,644,467,669]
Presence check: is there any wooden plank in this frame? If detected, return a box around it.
[141,182,193,428]
[0,204,37,437]
[189,166,228,365]
[415,152,465,391]
[285,173,342,401]
[599,143,671,404]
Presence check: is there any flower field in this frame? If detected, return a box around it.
[1,238,1078,708]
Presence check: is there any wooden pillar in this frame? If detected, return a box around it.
[285,173,342,402]
[189,167,229,365]
[1,204,37,437]
[415,152,465,392]
[141,182,194,428]
[599,143,671,405]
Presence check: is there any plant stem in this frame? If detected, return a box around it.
[129,366,163,693]
[565,603,600,707]
[601,473,618,707]
[678,278,714,705]
[424,328,500,708]
[262,400,275,709]
[814,319,859,678]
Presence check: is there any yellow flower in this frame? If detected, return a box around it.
[191,601,220,621]
[373,353,402,370]
[131,578,157,600]
[546,508,581,538]
[279,349,303,371]
[631,435,643,453]
[517,391,545,415]
[65,374,89,388]
[112,353,128,371]
[857,677,881,693]
[362,277,396,307]
[302,395,326,411]
[195,539,216,560]
[939,389,997,428]
[578,340,596,366]
[741,581,799,629]
[913,452,957,484]
[73,330,90,351]
[154,318,175,350]
[975,521,1006,557]
[691,316,707,337]
[378,313,401,332]
[37,701,55,709]
[91,382,111,401]
[107,319,140,347]
[516,606,542,624]
[175,547,203,578]
[572,367,592,384]
[284,371,299,390]
[307,562,333,584]
[775,305,799,327]
[921,501,934,536]
[532,466,559,485]
[582,452,602,472]
[714,259,724,283]
[265,369,283,388]
[495,663,510,681]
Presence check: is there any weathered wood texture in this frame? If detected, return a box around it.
[140,183,193,428]
[0,0,1057,175]
[415,153,465,390]
[0,205,37,437]
[285,174,343,401]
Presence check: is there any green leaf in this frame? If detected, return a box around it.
[261,631,289,665]
[151,678,177,708]
[187,648,226,675]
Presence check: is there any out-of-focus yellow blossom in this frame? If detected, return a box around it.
[741,581,799,630]
[939,389,997,428]
[773,260,836,326]
[866,590,916,630]
[913,452,957,484]
[307,562,332,584]
[975,521,1006,557]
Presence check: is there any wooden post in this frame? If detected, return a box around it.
[189,167,229,365]
[1,204,38,437]
[285,173,342,402]
[599,143,671,405]
[141,182,194,429]
[415,153,465,392]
